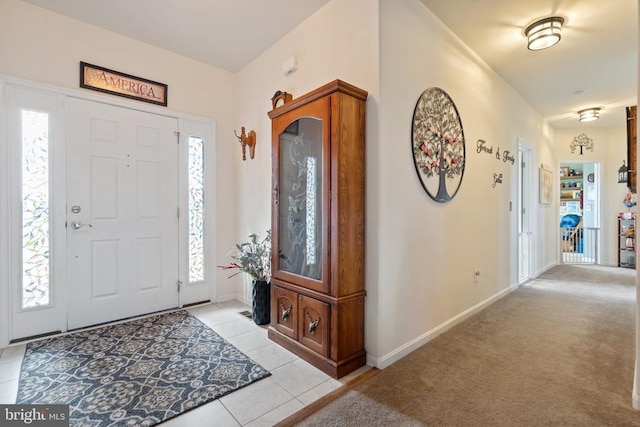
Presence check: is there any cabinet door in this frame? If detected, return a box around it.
[272,285,297,339]
[272,97,330,293]
[298,295,329,357]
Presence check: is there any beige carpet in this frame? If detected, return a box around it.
[295,265,640,426]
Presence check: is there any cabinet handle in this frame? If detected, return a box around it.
[306,313,319,335]
[280,302,291,321]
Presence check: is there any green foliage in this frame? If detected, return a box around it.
[218,230,271,282]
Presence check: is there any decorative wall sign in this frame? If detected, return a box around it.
[80,62,168,106]
[476,138,517,189]
[494,147,515,164]
[492,173,503,188]
[476,139,493,154]
[570,133,594,155]
[412,87,466,202]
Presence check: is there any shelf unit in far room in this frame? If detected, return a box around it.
[559,175,584,201]
[618,212,636,269]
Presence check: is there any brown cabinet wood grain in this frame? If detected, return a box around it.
[298,295,329,357]
[627,106,637,191]
[267,80,367,378]
[272,284,298,339]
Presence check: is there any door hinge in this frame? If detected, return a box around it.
[176,280,182,292]
[174,131,181,143]
[177,207,180,218]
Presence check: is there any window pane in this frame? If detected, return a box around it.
[188,136,205,283]
[278,117,323,280]
[22,110,50,308]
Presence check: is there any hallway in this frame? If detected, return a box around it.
[294,265,639,426]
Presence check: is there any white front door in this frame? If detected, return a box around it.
[66,98,179,329]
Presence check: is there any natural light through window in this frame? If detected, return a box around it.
[21,110,51,309]
[188,136,205,283]
[306,156,316,265]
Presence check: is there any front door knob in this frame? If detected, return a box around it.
[71,221,93,230]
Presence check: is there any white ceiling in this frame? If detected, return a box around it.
[22,0,330,73]
[419,0,638,129]
[22,0,637,129]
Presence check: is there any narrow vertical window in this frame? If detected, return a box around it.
[188,136,205,283]
[21,110,50,308]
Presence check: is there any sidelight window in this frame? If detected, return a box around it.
[21,110,50,309]
[188,136,205,283]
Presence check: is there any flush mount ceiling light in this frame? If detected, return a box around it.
[525,16,564,50]
[578,108,601,122]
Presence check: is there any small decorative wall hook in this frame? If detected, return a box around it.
[234,126,256,161]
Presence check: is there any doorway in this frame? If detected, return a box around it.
[518,143,533,283]
[559,161,600,264]
[4,78,215,344]
[65,98,180,330]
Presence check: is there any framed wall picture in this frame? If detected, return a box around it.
[559,166,570,178]
[539,166,552,204]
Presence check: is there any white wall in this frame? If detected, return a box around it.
[554,125,631,266]
[375,0,555,365]
[1,0,579,372]
[235,0,560,367]
[233,0,382,352]
[0,0,239,300]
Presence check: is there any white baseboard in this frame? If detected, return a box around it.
[534,261,557,278]
[215,293,239,303]
[367,283,520,370]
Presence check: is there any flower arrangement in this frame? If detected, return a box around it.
[218,230,271,282]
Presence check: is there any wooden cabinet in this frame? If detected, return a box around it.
[267,80,367,378]
[627,106,636,191]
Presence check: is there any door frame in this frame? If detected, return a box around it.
[6,84,68,340]
[557,160,601,264]
[517,140,534,284]
[0,75,216,346]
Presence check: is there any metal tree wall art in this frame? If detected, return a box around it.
[570,133,594,155]
[412,87,466,202]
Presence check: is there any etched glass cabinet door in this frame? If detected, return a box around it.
[271,97,330,293]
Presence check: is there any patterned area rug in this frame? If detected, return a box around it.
[16,310,270,426]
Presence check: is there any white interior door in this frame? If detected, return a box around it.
[66,98,179,330]
[518,145,533,283]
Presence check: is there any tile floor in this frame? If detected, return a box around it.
[0,300,368,426]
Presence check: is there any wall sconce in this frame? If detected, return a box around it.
[235,127,256,161]
[618,161,629,183]
[525,16,564,51]
[578,108,601,122]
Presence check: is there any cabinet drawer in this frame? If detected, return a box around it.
[298,295,329,357]
[272,286,297,339]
